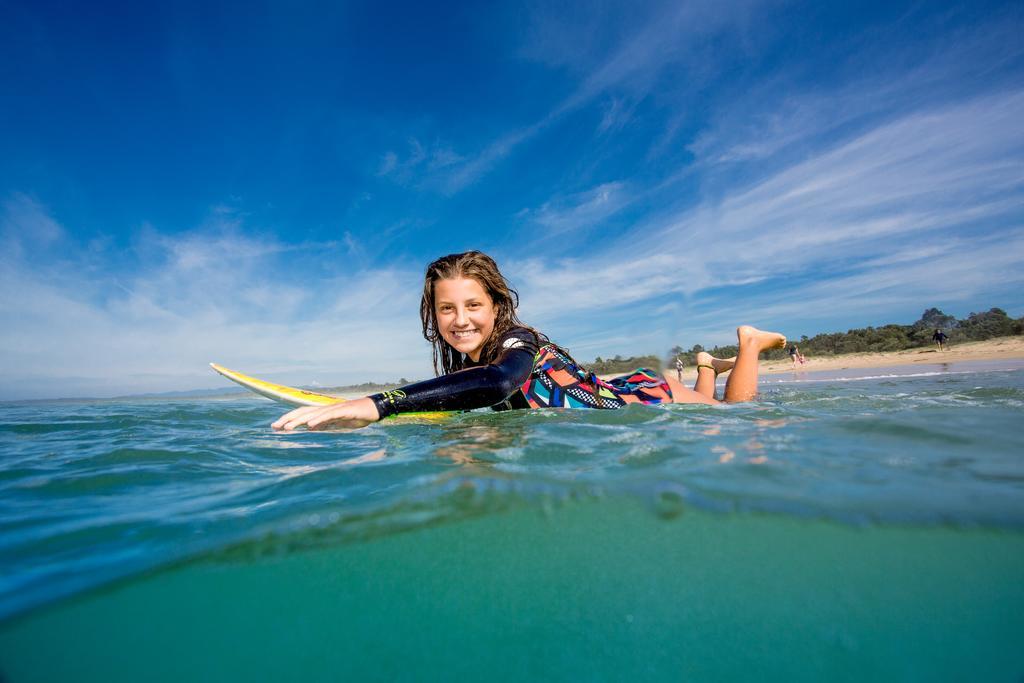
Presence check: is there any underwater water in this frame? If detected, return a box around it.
[1,362,1023,681]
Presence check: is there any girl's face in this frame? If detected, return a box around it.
[434,277,496,362]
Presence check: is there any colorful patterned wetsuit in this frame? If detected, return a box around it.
[520,343,673,409]
[369,327,673,418]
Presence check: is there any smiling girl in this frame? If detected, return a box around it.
[273,251,785,430]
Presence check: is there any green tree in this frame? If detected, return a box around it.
[958,308,1016,341]
[914,307,958,330]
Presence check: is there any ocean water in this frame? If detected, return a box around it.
[1,361,1023,681]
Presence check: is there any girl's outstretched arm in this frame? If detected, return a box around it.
[272,398,381,431]
[271,344,535,430]
[368,348,534,418]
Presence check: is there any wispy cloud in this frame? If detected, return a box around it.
[688,6,1024,167]
[667,89,1024,275]
[520,181,629,235]
[523,0,769,110]
[375,137,465,185]
[0,199,436,398]
[430,126,540,195]
[377,0,773,195]
[1,193,66,254]
[679,227,1024,343]
[596,98,636,135]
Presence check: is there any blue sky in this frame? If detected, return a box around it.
[2,0,1023,399]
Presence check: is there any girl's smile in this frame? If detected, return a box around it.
[434,277,496,362]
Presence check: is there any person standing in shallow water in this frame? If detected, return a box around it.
[273,251,787,430]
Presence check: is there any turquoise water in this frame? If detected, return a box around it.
[2,362,1023,681]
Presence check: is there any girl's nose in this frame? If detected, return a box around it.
[455,308,469,325]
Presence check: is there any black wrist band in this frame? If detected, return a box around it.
[368,393,393,418]
[369,389,408,418]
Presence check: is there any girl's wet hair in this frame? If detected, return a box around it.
[421,251,546,375]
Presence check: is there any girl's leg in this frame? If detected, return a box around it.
[694,351,736,399]
[694,365,716,398]
[663,372,720,404]
[723,326,786,402]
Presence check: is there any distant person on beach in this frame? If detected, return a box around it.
[788,344,806,367]
[674,357,684,382]
[932,329,949,351]
[273,251,787,430]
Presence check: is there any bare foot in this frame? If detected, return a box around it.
[737,325,786,353]
[696,351,736,375]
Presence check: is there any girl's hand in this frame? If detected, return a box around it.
[272,397,381,431]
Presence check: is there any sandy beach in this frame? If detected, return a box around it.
[671,336,1024,382]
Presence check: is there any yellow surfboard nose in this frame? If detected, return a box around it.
[209,363,343,406]
[209,363,455,421]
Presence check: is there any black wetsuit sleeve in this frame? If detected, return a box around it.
[369,344,536,417]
